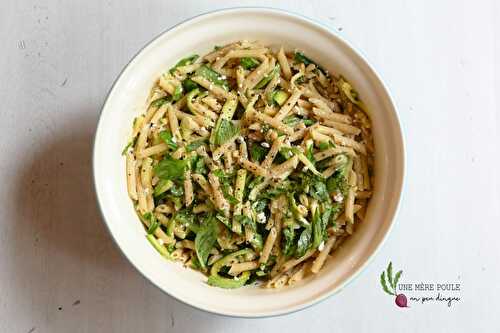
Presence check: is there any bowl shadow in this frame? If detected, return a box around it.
[8,107,227,330]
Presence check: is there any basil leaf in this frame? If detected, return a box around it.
[214,119,239,145]
[154,155,188,180]
[194,217,218,270]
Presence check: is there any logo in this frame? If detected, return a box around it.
[380,262,407,307]
[380,261,461,308]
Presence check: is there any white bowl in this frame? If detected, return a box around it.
[93,7,405,317]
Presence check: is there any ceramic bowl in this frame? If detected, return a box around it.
[93,7,405,317]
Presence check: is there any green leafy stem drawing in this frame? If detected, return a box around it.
[380,262,408,308]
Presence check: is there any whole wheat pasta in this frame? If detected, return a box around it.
[123,41,374,289]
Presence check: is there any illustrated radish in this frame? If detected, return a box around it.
[395,294,408,308]
[380,262,408,308]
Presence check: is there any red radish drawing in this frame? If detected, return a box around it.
[380,262,408,308]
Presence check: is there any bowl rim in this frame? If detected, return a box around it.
[92,6,406,318]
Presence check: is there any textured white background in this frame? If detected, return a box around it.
[1,0,499,332]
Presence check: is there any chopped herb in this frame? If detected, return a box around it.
[158,130,178,150]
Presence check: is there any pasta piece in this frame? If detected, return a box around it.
[228,261,259,276]
[184,170,194,206]
[277,46,292,80]
[259,227,277,264]
[311,236,337,273]
[126,150,138,200]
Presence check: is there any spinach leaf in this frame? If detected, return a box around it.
[194,216,218,270]
[154,155,188,180]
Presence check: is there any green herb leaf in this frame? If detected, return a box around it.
[312,205,332,249]
[214,119,239,145]
[154,155,188,180]
[195,217,218,270]
[195,65,229,90]
[303,119,316,126]
[296,227,312,258]
[249,233,263,251]
[153,179,174,197]
[192,156,207,175]
[234,215,256,231]
[240,57,260,70]
[143,212,159,235]
[169,54,199,74]
[182,78,199,92]
[249,142,269,163]
[158,130,178,150]
[282,227,296,257]
[326,170,349,196]
[186,139,206,152]
[255,65,280,89]
[150,96,171,108]
[172,84,183,102]
[380,271,395,296]
[121,136,137,155]
[294,52,326,74]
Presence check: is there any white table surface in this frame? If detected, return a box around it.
[1,0,499,332]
